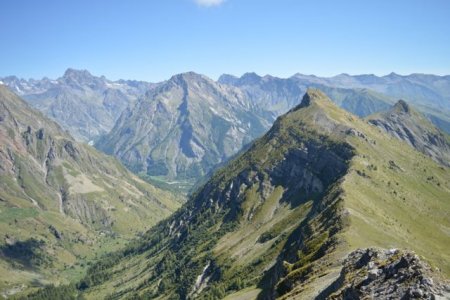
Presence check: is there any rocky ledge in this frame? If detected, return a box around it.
[325,248,450,299]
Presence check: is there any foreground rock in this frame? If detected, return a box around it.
[325,248,450,299]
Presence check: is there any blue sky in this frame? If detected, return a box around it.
[1,0,449,81]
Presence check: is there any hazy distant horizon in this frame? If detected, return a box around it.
[2,67,450,84]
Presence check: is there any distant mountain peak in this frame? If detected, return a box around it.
[335,72,351,77]
[169,71,210,85]
[96,71,270,181]
[241,71,260,77]
[385,72,401,79]
[217,72,262,86]
[0,68,156,141]
[61,68,99,87]
[293,72,313,77]
[63,68,94,79]
[239,72,262,84]
[217,73,239,85]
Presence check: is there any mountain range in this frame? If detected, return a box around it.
[2,69,450,188]
[3,70,450,141]
[0,86,181,296]
[0,69,158,142]
[219,72,450,133]
[56,89,449,299]
[1,69,449,299]
[94,70,450,186]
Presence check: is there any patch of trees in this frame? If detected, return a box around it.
[16,284,83,300]
[0,238,51,268]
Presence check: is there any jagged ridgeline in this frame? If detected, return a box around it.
[1,69,157,142]
[0,86,182,295]
[71,89,449,299]
[219,72,450,134]
[218,72,395,118]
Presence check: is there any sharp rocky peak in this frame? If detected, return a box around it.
[169,72,209,83]
[392,99,411,114]
[61,68,100,87]
[294,88,331,110]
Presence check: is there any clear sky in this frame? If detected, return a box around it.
[1,0,449,81]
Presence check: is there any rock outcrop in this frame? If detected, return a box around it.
[324,248,450,300]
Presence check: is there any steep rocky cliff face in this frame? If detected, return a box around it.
[367,100,450,166]
[96,72,271,183]
[0,86,181,295]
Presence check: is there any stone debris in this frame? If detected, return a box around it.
[328,248,450,299]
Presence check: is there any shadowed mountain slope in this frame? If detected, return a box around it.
[0,86,181,296]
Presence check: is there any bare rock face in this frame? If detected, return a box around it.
[325,248,450,299]
[96,72,271,182]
